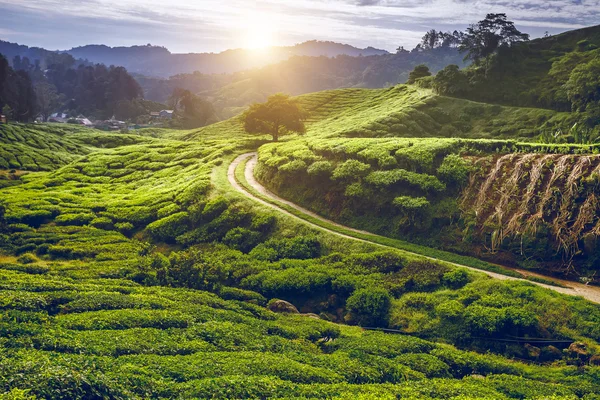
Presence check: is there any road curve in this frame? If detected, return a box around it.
[228,152,600,304]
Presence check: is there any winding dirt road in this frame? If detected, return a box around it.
[228,153,600,304]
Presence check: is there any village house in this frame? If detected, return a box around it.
[0,114,6,124]
[159,110,174,119]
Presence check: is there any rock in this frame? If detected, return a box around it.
[525,343,541,359]
[590,355,600,366]
[540,345,563,362]
[268,299,299,314]
[300,313,320,319]
[568,342,588,357]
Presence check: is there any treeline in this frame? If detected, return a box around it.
[1,52,159,122]
[0,55,36,122]
[408,15,600,130]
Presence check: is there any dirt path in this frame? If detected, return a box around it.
[228,153,600,304]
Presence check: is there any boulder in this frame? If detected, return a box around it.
[268,299,299,314]
[300,313,321,319]
[568,342,588,357]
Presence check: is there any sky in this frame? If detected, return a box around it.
[0,0,598,53]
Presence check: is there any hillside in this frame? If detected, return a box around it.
[441,24,600,112]
[2,114,600,397]
[192,85,598,280]
[137,47,466,118]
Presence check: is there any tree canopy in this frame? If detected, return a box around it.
[0,54,37,122]
[407,64,432,84]
[459,13,529,64]
[243,93,306,141]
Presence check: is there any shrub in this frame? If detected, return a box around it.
[218,287,266,305]
[346,287,392,327]
[278,159,307,174]
[55,213,96,227]
[222,227,262,253]
[146,212,190,243]
[393,196,430,211]
[395,353,451,378]
[442,269,470,289]
[157,203,181,219]
[437,154,472,186]
[16,253,37,264]
[250,236,322,261]
[307,161,334,177]
[90,217,114,230]
[331,160,371,181]
[115,222,134,235]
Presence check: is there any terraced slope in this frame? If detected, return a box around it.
[296,86,572,140]
[0,124,90,171]
[2,120,600,398]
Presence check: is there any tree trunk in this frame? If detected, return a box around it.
[273,124,279,142]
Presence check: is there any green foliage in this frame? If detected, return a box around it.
[392,196,430,211]
[408,64,432,84]
[146,212,190,243]
[250,236,322,261]
[4,60,600,399]
[565,58,600,112]
[433,65,469,97]
[332,160,371,181]
[437,154,472,185]
[346,288,392,327]
[243,93,306,141]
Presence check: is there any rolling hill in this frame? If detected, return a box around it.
[3,22,600,400]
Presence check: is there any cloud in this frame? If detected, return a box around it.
[1,0,599,53]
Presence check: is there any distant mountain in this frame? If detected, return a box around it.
[137,47,466,119]
[0,40,90,69]
[65,41,389,77]
[0,39,388,78]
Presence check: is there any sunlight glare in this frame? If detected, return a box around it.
[243,11,277,49]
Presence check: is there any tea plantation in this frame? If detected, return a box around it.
[2,85,600,399]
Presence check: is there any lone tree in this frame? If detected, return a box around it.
[407,64,431,84]
[459,13,529,64]
[243,93,306,142]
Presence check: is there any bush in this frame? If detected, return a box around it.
[307,161,334,177]
[278,159,307,174]
[115,222,134,235]
[55,213,96,227]
[346,287,392,327]
[393,196,430,211]
[331,160,371,181]
[395,353,451,378]
[250,236,322,261]
[222,227,262,253]
[146,212,190,243]
[16,253,37,264]
[442,269,470,289]
[437,154,472,186]
[218,287,266,304]
[90,217,114,230]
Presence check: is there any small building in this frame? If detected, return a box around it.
[49,113,68,123]
[0,114,6,124]
[159,110,174,119]
[150,112,160,119]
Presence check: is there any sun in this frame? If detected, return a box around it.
[243,12,276,49]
